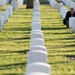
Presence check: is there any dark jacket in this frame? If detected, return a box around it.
[63,11,75,25]
[65,11,75,21]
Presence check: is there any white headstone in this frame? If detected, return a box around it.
[26,62,50,74]
[7,0,10,4]
[0,19,2,31]
[30,33,43,39]
[70,1,75,9]
[0,0,2,6]
[58,3,63,12]
[31,30,42,35]
[27,50,47,64]
[33,16,40,20]
[0,0,5,6]
[11,0,18,10]
[0,15,4,26]
[11,0,23,10]
[33,12,40,17]
[49,0,58,9]
[69,17,74,28]
[26,72,49,75]
[0,12,7,23]
[3,11,9,21]
[32,22,41,31]
[33,8,40,12]
[30,38,44,48]
[66,0,70,6]
[60,6,68,19]
[31,30,42,34]
[34,0,40,9]
[72,18,75,33]
[54,3,58,9]
[6,6,13,16]
[30,46,47,52]
[32,19,40,23]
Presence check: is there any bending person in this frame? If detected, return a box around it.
[63,8,75,28]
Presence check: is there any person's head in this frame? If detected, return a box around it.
[70,8,75,14]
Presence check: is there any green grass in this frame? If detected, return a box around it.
[0,4,10,12]
[0,5,32,75]
[40,3,75,75]
[0,1,75,75]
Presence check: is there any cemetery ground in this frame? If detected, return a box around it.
[0,5,10,12]
[0,1,75,75]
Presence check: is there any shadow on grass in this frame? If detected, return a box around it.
[4,74,23,75]
[51,32,72,35]
[65,55,75,58]
[42,27,67,31]
[0,9,5,11]
[65,55,75,61]
[45,35,75,43]
[48,54,75,57]
[12,49,29,54]
[49,61,69,65]
[64,44,75,48]
[0,49,29,54]
[8,22,31,24]
[64,50,75,52]
[62,37,75,40]
[4,27,31,31]
[49,49,75,53]
[0,36,30,41]
[0,62,26,70]
[13,37,30,40]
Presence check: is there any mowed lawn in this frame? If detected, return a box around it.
[40,2,75,75]
[0,1,75,75]
[0,4,10,12]
[0,4,32,75]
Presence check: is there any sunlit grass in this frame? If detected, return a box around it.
[0,4,32,75]
[0,4,10,12]
[0,1,75,75]
[40,3,75,75]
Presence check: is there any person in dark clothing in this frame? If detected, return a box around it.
[63,8,75,28]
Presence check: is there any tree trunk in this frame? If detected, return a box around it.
[26,0,35,8]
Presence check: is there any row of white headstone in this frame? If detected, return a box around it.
[48,0,75,33]
[48,0,58,9]
[48,0,68,19]
[61,0,71,6]
[0,6,13,31]
[58,2,75,32]
[59,4,68,19]
[5,0,11,4]
[0,0,11,6]
[25,0,50,75]
[61,0,75,9]
[11,0,24,10]
[0,0,24,10]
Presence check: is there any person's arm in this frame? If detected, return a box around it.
[65,12,69,21]
[74,12,75,17]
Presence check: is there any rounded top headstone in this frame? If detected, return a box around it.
[26,72,49,75]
